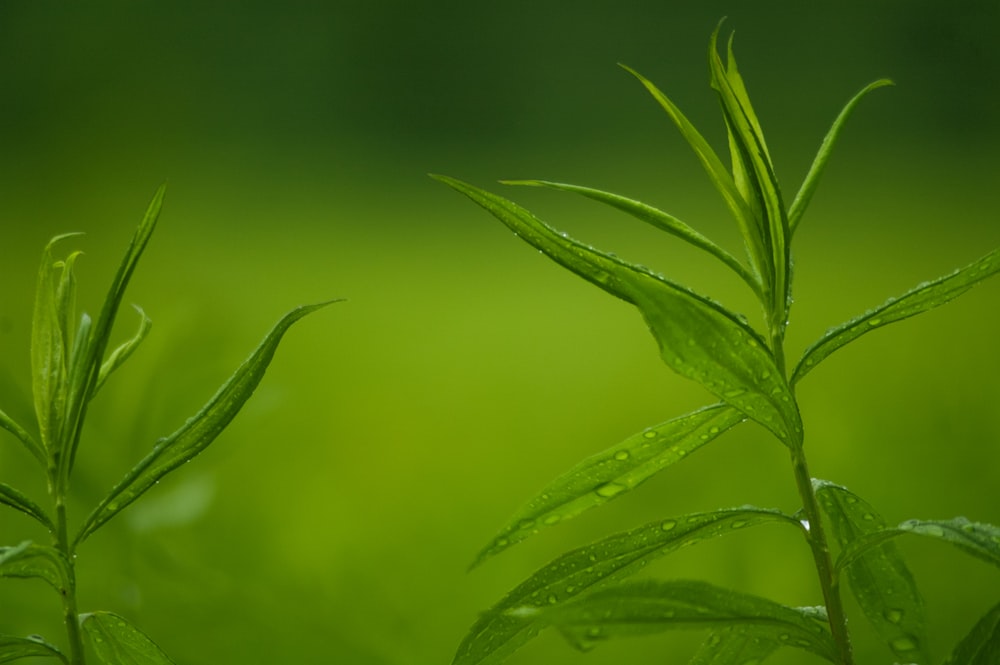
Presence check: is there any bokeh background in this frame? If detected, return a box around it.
[2,2,999,664]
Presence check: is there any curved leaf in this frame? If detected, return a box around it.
[0,634,66,664]
[432,175,802,446]
[792,246,1000,385]
[94,305,152,395]
[0,408,45,468]
[500,179,761,297]
[533,580,836,663]
[472,404,745,568]
[944,599,1000,665]
[81,612,175,665]
[0,541,70,593]
[0,483,54,531]
[814,480,928,663]
[690,625,783,665]
[74,301,340,547]
[898,518,1000,569]
[789,79,894,233]
[452,507,798,665]
[618,64,765,283]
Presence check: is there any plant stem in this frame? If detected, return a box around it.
[54,498,86,665]
[790,448,854,665]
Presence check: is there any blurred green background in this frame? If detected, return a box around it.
[1,1,999,664]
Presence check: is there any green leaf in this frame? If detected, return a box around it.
[500,179,761,297]
[81,612,175,665]
[31,235,82,454]
[472,404,745,568]
[709,25,789,332]
[689,626,782,665]
[944,599,1000,665]
[74,300,339,547]
[533,580,836,663]
[898,518,1000,569]
[0,634,66,664]
[814,480,928,663]
[0,484,54,530]
[432,175,802,446]
[94,305,152,395]
[59,185,166,487]
[0,541,70,592]
[452,507,797,665]
[792,247,1000,386]
[789,79,894,233]
[619,64,765,283]
[0,408,45,468]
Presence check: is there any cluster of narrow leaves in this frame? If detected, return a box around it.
[435,21,1000,665]
[0,185,336,664]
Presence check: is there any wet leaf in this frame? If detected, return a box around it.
[81,612,175,665]
[452,507,797,665]
[537,580,836,663]
[0,634,66,663]
[472,404,745,567]
[689,626,781,665]
[432,175,801,446]
[0,541,70,593]
[792,247,1000,386]
[74,301,339,546]
[94,305,152,395]
[0,484,54,531]
[814,480,928,663]
[0,408,45,468]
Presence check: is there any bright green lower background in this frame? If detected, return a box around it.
[2,2,999,664]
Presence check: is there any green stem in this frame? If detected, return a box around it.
[54,499,86,665]
[791,449,854,665]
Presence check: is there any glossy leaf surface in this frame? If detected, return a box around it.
[81,612,175,665]
[689,626,782,665]
[472,404,745,567]
[793,247,1000,385]
[0,542,69,593]
[814,480,927,663]
[453,507,797,665]
[432,175,801,445]
[0,483,53,530]
[74,301,338,546]
[537,580,835,662]
[0,635,65,663]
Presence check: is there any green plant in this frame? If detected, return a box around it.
[433,22,1000,665]
[0,186,337,664]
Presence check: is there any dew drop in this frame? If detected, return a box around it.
[547,594,558,604]
[731,520,749,529]
[543,514,561,525]
[660,520,678,532]
[595,482,626,498]
[862,513,875,521]
[724,389,745,398]
[868,318,883,326]
[923,524,945,537]
[613,450,630,461]
[884,608,904,624]
[890,636,918,653]
[518,519,536,530]
[107,502,119,512]
[643,430,657,439]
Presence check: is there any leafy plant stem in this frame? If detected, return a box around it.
[791,447,853,665]
[53,498,86,665]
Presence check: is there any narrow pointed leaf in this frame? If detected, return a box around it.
[453,507,797,665]
[60,185,166,485]
[500,179,761,296]
[0,635,66,664]
[0,408,45,467]
[81,612,175,665]
[94,305,152,395]
[433,175,801,445]
[814,480,928,663]
[619,64,765,281]
[709,26,790,329]
[944,599,1000,665]
[533,580,836,663]
[792,247,1000,385]
[690,626,782,665]
[0,541,70,592]
[789,79,894,233]
[472,404,745,567]
[0,483,54,530]
[898,518,1000,569]
[74,301,339,546]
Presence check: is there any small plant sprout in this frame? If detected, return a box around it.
[434,21,1000,665]
[0,185,339,664]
